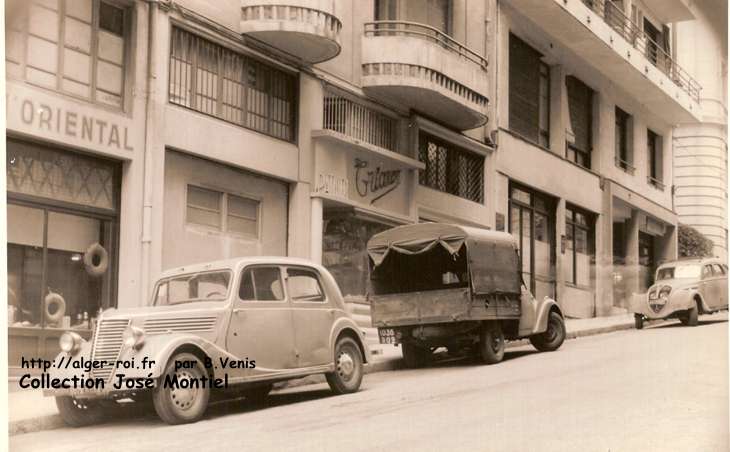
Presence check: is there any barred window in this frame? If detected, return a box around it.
[418,132,484,203]
[169,27,297,142]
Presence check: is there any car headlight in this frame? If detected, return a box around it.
[59,332,83,355]
[658,285,672,300]
[122,326,145,350]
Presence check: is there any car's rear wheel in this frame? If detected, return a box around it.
[401,342,431,369]
[152,352,210,425]
[530,312,566,352]
[326,337,363,395]
[55,396,107,427]
[634,313,644,330]
[479,322,505,364]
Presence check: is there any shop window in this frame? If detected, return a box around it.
[565,76,593,169]
[6,0,128,108]
[169,27,297,142]
[565,205,596,287]
[287,268,325,302]
[509,34,550,147]
[615,107,634,174]
[186,185,260,238]
[418,132,484,203]
[647,129,664,190]
[238,267,284,301]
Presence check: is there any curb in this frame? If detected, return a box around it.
[7,320,635,436]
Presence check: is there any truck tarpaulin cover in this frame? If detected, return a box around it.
[367,223,521,295]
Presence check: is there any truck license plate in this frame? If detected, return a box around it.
[379,328,396,344]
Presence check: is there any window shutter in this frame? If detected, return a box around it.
[566,76,593,153]
[509,34,542,142]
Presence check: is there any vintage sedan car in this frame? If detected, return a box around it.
[632,257,728,329]
[46,257,368,426]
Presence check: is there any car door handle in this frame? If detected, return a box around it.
[233,309,245,316]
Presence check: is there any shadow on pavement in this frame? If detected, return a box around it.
[651,318,727,330]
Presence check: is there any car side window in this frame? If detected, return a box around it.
[287,268,325,302]
[712,264,725,276]
[239,267,285,301]
[702,265,713,279]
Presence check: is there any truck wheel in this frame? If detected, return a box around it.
[634,313,644,330]
[479,322,505,364]
[530,312,566,352]
[401,342,430,368]
[242,384,272,405]
[326,337,363,395]
[152,353,210,425]
[55,396,107,427]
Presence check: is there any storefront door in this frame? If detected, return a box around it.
[509,184,556,301]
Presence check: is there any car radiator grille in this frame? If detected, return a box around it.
[143,316,217,334]
[90,319,130,383]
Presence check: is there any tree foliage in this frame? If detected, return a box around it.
[678,224,715,258]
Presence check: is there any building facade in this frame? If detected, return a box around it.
[5,0,714,367]
[674,0,728,261]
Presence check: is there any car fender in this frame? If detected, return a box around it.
[329,316,369,364]
[531,297,562,335]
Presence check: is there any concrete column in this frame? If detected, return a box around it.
[622,210,641,307]
[288,182,312,259]
[549,65,566,155]
[555,198,566,307]
[310,197,324,264]
[593,91,614,175]
[596,183,614,316]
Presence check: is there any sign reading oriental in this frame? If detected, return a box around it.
[314,144,412,218]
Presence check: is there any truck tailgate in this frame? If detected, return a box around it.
[369,288,470,327]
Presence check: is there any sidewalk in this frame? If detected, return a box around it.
[10,311,709,436]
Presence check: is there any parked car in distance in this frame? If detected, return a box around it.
[631,257,728,329]
[46,257,368,426]
[367,223,566,367]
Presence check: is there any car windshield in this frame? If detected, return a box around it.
[153,270,231,305]
[657,265,701,280]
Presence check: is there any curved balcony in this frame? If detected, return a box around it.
[361,21,489,131]
[240,0,342,64]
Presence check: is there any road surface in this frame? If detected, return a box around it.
[11,315,728,452]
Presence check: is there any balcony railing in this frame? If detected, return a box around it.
[614,156,636,175]
[363,21,488,70]
[581,0,701,102]
[647,176,666,191]
[323,91,399,153]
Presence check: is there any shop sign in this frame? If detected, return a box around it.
[354,158,402,205]
[315,173,349,199]
[7,83,136,154]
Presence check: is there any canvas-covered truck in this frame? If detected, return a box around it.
[366,223,566,367]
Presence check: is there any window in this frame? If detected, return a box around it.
[647,129,664,189]
[712,264,725,276]
[6,0,128,107]
[239,267,284,301]
[615,107,634,174]
[565,205,595,287]
[509,34,550,147]
[186,185,260,237]
[374,0,451,35]
[169,27,297,142]
[154,271,231,305]
[702,265,713,279]
[418,132,484,203]
[566,76,593,168]
[287,268,325,302]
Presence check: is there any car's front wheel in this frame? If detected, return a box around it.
[152,352,210,425]
[55,396,107,427]
[530,312,566,352]
[326,337,363,395]
[679,303,699,327]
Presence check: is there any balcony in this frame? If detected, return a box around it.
[239,0,342,64]
[504,0,702,124]
[361,21,489,131]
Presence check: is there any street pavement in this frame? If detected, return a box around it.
[10,314,728,452]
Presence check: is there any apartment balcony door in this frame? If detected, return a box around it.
[508,184,556,301]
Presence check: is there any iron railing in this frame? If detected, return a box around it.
[418,131,484,204]
[647,176,666,190]
[580,0,701,102]
[323,91,399,153]
[614,156,636,175]
[363,21,488,70]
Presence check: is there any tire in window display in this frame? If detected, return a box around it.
[43,292,66,326]
[83,242,109,277]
